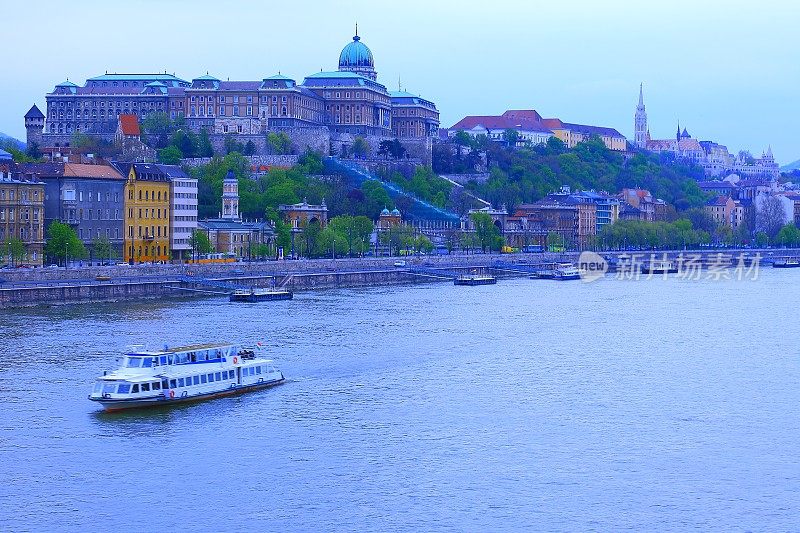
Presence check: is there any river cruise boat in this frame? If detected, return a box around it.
[773,257,800,268]
[229,288,293,302]
[553,264,581,280]
[530,263,581,280]
[454,274,497,286]
[88,343,284,412]
[641,260,679,274]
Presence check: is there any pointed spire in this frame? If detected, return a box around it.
[638,83,644,106]
[767,145,773,157]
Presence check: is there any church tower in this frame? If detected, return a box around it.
[634,84,647,149]
[222,169,240,221]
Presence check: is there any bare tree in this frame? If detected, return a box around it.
[756,195,787,240]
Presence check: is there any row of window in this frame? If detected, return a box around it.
[0,189,41,201]
[72,208,120,221]
[78,227,120,240]
[0,208,39,222]
[0,226,41,241]
[128,225,169,239]
[63,190,120,203]
[128,207,168,220]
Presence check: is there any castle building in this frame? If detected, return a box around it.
[0,162,45,266]
[448,110,627,151]
[634,85,779,178]
[29,31,439,154]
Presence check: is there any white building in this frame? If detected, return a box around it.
[163,166,198,260]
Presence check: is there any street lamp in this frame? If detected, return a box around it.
[332,238,336,260]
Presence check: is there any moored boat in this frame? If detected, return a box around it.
[229,288,293,302]
[773,257,800,268]
[553,264,581,280]
[454,275,497,286]
[641,260,679,274]
[88,343,284,411]
[530,263,580,280]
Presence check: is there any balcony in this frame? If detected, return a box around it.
[143,232,155,241]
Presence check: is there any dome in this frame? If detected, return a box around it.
[391,209,401,216]
[339,35,374,69]
[380,208,391,216]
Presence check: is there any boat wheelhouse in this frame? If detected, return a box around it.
[88,343,284,411]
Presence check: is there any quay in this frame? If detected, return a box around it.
[0,248,797,308]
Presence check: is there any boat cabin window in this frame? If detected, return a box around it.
[141,358,152,368]
[208,373,215,383]
[131,384,139,393]
[177,378,185,387]
[125,357,142,368]
[102,383,116,394]
[167,355,174,365]
[161,379,168,389]
[200,375,207,384]
[141,383,150,392]
[193,376,200,385]
[170,379,177,388]
[229,370,235,379]
[159,356,167,365]
[118,383,131,394]
[256,366,262,375]
[93,382,103,393]
[152,382,161,390]
[215,372,221,381]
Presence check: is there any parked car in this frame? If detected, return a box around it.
[393,260,407,267]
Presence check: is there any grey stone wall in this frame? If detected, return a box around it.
[182,155,300,169]
[441,173,491,184]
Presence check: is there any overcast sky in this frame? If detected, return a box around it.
[3,0,797,163]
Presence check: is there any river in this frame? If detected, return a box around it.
[0,270,798,532]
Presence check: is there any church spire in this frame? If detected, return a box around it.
[634,82,648,149]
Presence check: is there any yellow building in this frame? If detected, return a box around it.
[542,118,627,151]
[117,163,172,263]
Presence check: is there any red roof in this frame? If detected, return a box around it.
[450,110,552,133]
[118,114,140,136]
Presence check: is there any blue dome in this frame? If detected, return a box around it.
[339,35,374,69]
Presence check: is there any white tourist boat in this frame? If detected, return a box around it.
[88,343,284,411]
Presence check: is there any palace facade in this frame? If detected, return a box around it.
[28,30,440,151]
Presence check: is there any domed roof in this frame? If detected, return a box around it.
[391,208,401,216]
[339,35,374,69]
[380,208,391,216]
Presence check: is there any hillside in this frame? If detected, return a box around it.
[434,136,708,211]
[0,132,25,151]
[781,159,800,171]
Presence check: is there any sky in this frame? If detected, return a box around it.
[2,0,798,163]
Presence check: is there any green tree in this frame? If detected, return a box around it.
[3,238,26,266]
[92,235,115,263]
[775,223,800,247]
[546,231,566,252]
[267,132,293,155]
[243,140,257,156]
[171,129,199,158]
[198,129,215,157]
[158,145,183,165]
[223,135,243,155]
[351,136,370,158]
[503,129,520,147]
[141,112,173,148]
[755,231,769,247]
[300,219,322,258]
[45,221,86,266]
[470,211,502,252]
[415,235,434,254]
[25,141,42,159]
[329,215,374,256]
[189,229,213,258]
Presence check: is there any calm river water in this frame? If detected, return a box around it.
[1,270,798,532]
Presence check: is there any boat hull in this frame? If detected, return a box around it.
[553,273,581,280]
[640,267,679,274]
[91,377,285,412]
[454,277,497,286]
[773,262,800,268]
[229,291,293,302]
